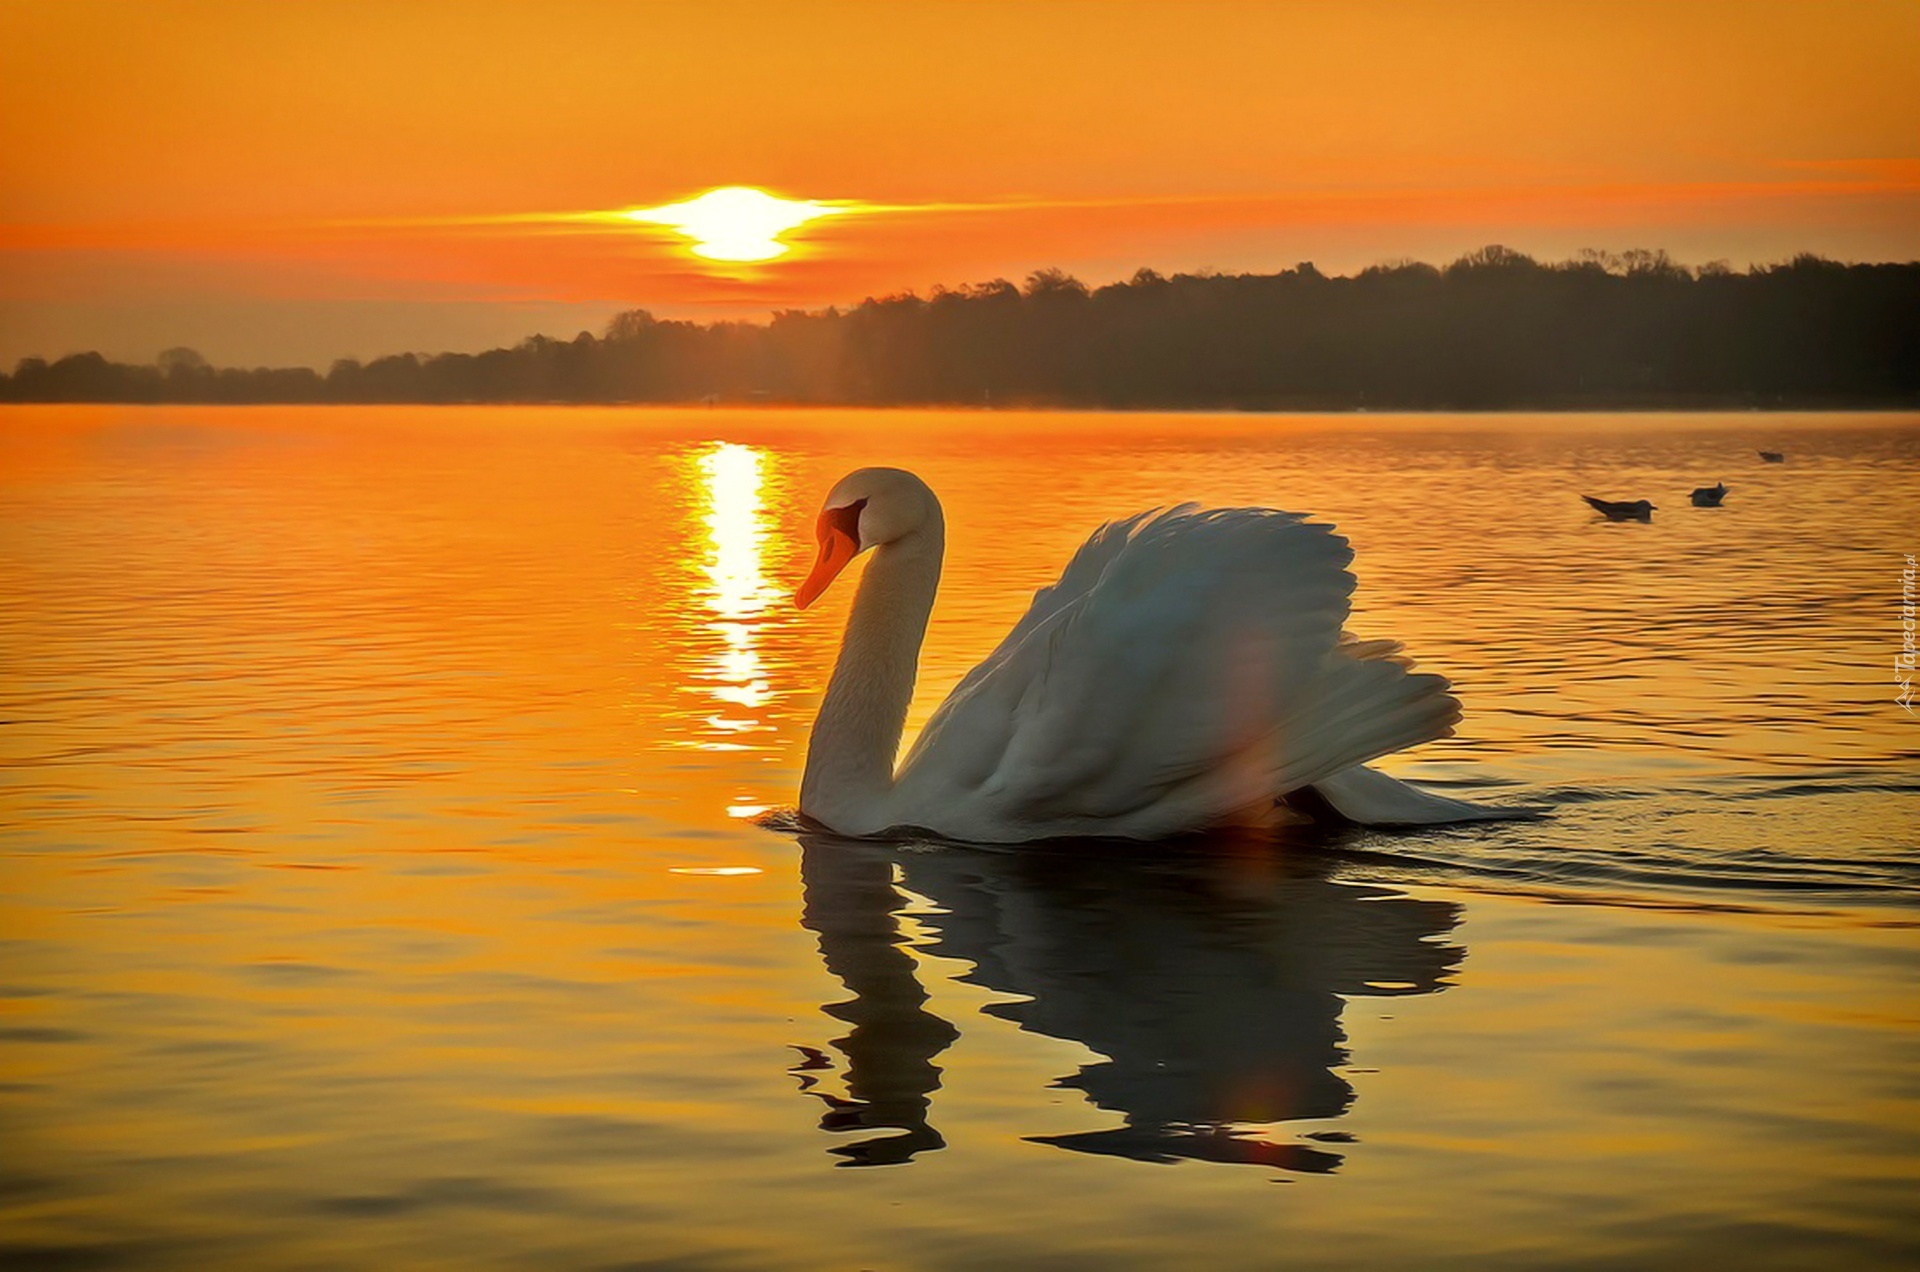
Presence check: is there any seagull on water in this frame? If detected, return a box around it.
[1690,482,1729,507]
[1582,495,1655,522]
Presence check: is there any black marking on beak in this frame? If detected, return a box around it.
[821,497,868,548]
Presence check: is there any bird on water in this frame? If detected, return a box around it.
[1581,494,1656,521]
[791,467,1532,844]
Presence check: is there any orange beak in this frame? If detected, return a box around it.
[796,517,860,610]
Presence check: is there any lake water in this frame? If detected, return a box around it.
[2,405,1917,1269]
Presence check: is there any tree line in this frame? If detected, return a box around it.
[4,247,1916,409]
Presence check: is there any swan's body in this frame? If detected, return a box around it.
[796,468,1521,843]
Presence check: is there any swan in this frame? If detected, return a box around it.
[794,467,1525,842]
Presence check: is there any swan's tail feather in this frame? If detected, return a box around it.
[1310,763,1548,826]
[1131,654,1463,836]
[1266,647,1462,796]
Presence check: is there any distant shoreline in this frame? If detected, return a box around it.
[6,248,1915,410]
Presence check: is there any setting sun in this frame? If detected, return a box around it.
[622,186,847,262]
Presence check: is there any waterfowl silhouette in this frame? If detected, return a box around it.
[1690,482,1729,507]
[1581,494,1656,522]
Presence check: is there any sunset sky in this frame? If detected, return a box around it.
[3,0,1917,368]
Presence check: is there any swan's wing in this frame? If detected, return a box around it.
[900,505,1185,776]
[933,505,1190,707]
[901,507,1460,832]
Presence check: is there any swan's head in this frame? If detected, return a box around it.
[795,467,939,609]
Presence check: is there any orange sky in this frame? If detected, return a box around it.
[2,0,1917,367]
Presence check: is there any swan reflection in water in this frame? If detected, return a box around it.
[792,829,1463,1171]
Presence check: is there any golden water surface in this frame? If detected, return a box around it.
[2,406,1916,1269]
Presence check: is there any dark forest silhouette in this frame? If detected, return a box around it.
[5,247,1916,409]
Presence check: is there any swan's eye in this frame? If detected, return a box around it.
[820,498,867,549]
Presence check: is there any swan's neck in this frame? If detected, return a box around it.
[801,518,944,834]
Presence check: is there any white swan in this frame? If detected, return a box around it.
[794,467,1522,842]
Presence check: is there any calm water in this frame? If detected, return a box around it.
[2,406,1917,1269]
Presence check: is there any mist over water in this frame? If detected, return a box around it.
[2,406,1916,1268]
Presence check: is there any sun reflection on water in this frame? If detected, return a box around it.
[689,441,786,750]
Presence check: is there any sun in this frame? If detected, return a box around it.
[622,187,846,262]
